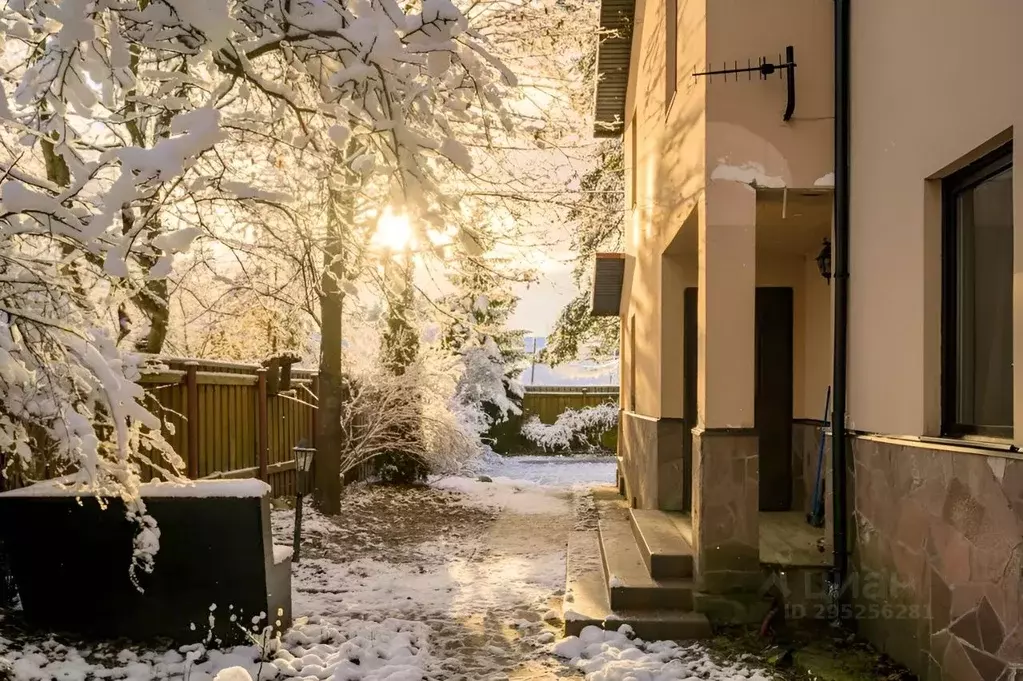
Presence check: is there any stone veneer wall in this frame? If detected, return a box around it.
[851,436,1023,681]
[618,412,685,510]
[793,421,826,515]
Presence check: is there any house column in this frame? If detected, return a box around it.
[691,180,760,598]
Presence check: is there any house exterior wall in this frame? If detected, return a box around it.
[847,0,1023,439]
[620,0,834,510]
[613,1,1023,677]
[845,3,1023,680]
[621,0,705,422]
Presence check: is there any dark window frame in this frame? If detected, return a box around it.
[941,142,1014,439]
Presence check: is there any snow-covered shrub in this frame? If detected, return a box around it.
[455,336,524,427]
[521,402,618,453]
[339,338,516,478]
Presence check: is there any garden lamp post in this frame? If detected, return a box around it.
[292,446,316,564]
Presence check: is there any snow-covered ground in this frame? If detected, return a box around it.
[0,456,773,681]
[476,452,617,486]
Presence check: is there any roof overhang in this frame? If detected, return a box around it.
[593,0,635,137]
[590,252,626,316]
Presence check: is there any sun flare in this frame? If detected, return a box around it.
[373,207,414,251]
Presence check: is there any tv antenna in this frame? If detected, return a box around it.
[692,45,797,121]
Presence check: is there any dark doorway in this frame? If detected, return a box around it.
[680,287,794,513]
[682,288,697,513]
[756,287,794,511]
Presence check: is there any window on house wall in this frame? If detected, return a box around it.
[665,0,677,108]
[629,314,637,412]
[942,143,1014,438]
[630,113,638,208]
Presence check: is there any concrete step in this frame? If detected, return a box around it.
[564,530,711,641]
[598,515,696,612]
[629,509,694,579]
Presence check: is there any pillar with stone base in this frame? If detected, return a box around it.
[691,181,762,614]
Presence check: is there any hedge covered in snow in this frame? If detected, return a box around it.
[520,402,618,453]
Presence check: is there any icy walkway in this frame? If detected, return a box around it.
[0,456,777,681]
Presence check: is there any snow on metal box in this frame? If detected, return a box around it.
[0,477,272,498]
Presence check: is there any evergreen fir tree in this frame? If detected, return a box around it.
[442,255,527,427]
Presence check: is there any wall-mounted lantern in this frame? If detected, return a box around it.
[816,238,832,283]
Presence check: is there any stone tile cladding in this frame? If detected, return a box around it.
[851,438,1023,681]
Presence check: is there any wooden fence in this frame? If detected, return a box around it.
[488,386,620,454]
[1,358,620,494]
[139,357,318,497]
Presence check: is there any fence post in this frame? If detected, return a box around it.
[185,362,200,479]
[311,373,320,450]
[257,368,269,481]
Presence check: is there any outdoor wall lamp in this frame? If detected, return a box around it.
[816,238,832,283]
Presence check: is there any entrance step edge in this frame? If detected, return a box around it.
[598,513,696,612]
[629,509,694,579]
[564,529,711,640]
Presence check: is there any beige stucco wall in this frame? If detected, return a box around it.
[623,0,834,425]
[848,0,1023,440]
[757,253,832,420]
[622,0,706,419]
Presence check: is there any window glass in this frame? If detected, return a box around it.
[945,147,1013,436]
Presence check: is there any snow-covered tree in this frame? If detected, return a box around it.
[338,326,492,478]
[441,250,527,424]
[0,0,516,512]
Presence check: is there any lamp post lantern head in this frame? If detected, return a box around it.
[295,447,315,472]
[293,446,316,495]
[817,238,832,283]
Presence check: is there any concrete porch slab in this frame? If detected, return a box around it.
[759,511,830,567]
[669,511,831,567]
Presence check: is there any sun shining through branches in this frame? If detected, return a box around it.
[373,208,416,253]
[0,0,605,520]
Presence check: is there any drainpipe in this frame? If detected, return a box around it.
[831,0,851,595]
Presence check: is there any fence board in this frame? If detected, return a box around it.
[133,358,321,497]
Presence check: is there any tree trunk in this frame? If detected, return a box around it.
[119,205,171,354]
[314,155,355,515]
[135,276,170,353]
[315,267,343,513]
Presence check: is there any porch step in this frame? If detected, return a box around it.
[598,514,695,612]
[629,509,694,579]
[564,529,711,641]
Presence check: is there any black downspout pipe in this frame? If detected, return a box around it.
[831,0,851,596]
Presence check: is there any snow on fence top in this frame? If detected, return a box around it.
[138,354,318,377]
[0,477,271,499]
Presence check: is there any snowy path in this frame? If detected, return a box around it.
[274,455,614,680]
[0,456,777,681]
